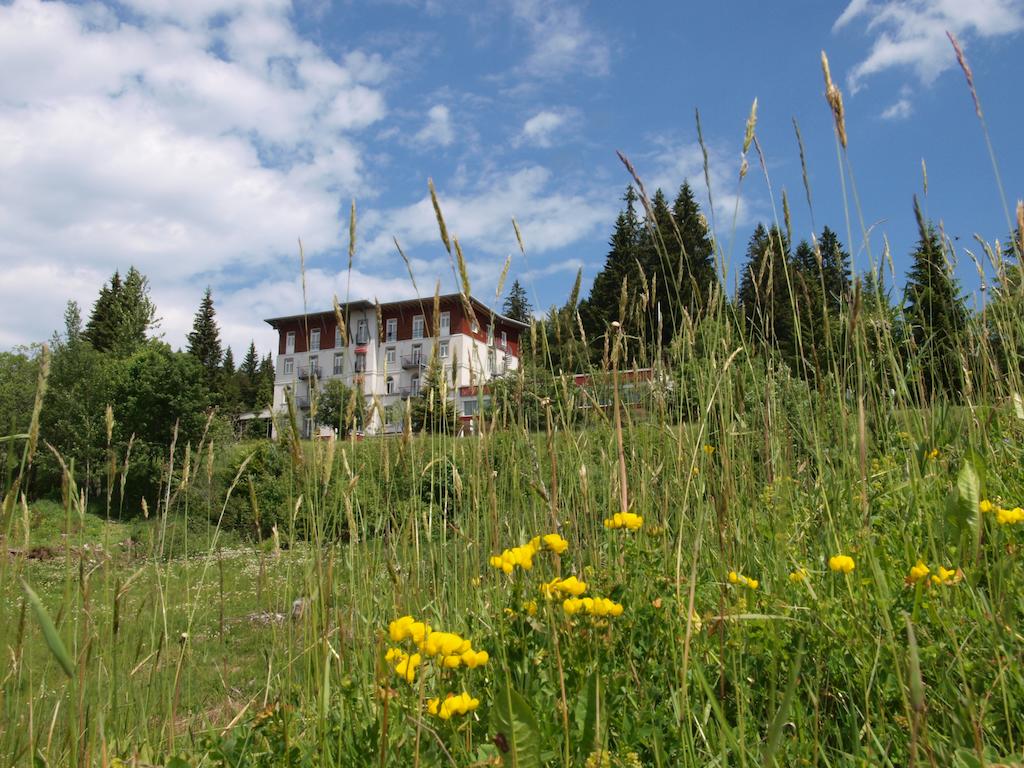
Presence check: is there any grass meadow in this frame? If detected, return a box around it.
[3,53,1024,767]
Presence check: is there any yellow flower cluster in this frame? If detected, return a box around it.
[788,567,809,583]
[981,499,1024,525]
[540,575,588,599]
[828,555,855,573]
[907,561,930,583]
[931,565,960,586]
[384,648,422,683]
[387,616,489,673]
[728,571,759,589]
[489,533,568,574]
[427,692,480,720]
[563,596,624,617]
[703,444,716,455]
[603,511,643,531]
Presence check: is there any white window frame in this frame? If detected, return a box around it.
[385,376,395,395]
[284,357,294,375]
[412,315,425,340]
[411,374,420,396]
[333,352,344,375]
[439,340,449,359]
[412,343,422,364]
[487,323,494,345]
[385,318,397,342]
[310,328,320,352]
[354,351,366,373]
[386,347,396,365]
[286,331,295,354]
[440,311,451,336]
[334,327,342,348]
[356,318,368,344]
[501,330,508,349]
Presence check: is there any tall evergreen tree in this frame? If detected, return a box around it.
[502,279,532,323]
[636,188,677,345]
[63,300,82,344]
[738,224,795,359]
[903,218,967,398]
[83,271,123,352]
[187,287,223,386]
[670,181,717,320]
[818,226,852,315]
[116,267,157,355]
[255,353,275,408]
[580,186,642,344]
[240,341,260,407]
[223,346,235,375]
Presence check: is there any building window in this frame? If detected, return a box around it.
[411,375,420,396]
[355,318,368,345]
[333,352,344,375]
[386,347,396,365]
[470,317,479,333]
[463,398,479,416]
[284,357,294,375]
[334,326,342,347]
[310,328,320,352]
[440,311,450,336]
[286,331,295,354]
[501,330,507,349]
[385,376,395,395]
[487,324,494,345]
[385,318,397,342]
[412,315,424,339]
[354,352,366,373]
[439,340,449,359]
[488,349,497,376]
[412,343,422,365]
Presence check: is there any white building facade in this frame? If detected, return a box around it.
[265,294,527,436]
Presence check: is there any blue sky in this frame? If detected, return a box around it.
[0,0,1021,358]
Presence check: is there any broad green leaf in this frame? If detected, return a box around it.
[22,580,75,678]
[491,683,542,768]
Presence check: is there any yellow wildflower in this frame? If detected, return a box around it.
[703,444,715,455]
[828,555,855,573]
[522,600,538,616]
[931,566,960,586]
[389,616,430,644]
[979,499,994,514]
[603,511,643,531]
[427,691,480,720]
[907,561,930,584]
[542,533,569,554]
[996,506,1024,525]
[788,567,808,583]
[562,596,623,617]
[393,652,421,683]
[926,448,939,460]
[540,575,588,599]
[728,570,758,589]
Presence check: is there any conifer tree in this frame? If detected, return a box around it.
[116,267,157,355]
[255,354,275,408]
[903,215,967,398]
[580,186,642,344]
[63,300,82,344]
[502,279,532,323]
[636,188,677,345]
[818,226,852,315]
[739,224,795,359]
[670,182,717,320]
[240,341,259,407]
[187,287,223,386]
[83,271,123,352]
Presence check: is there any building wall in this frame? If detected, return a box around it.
[270,297,522,436]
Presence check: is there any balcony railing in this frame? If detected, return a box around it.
[401,355,425,370]
[399,386,420,399]
[298,365,320,380]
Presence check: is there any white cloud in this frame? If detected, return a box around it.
[0,0,390,351]
[414,104,455,147]
[881,96,913,120]
[835,0,1024,91]
[509,0,610,78]
[518,109,570,147]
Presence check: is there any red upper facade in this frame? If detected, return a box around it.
[265,293,526,356]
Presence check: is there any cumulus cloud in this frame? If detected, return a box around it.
[881,96,913,120]
[834,0,1024,91]
[414,104,456,147]
[518,109,572,147]
[0,0,390,353]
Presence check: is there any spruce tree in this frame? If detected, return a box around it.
[83,271,123,352]
[240,341,259,407]
[116,267,157,355]
[636,188,677,345]
[818,226,852,315]
[502,279,532,323]
[187,287,223,385]
[580,186,642,344]
[903,219,967,398]
[255,354,275,408]
[670,182,717,320]
[63,300,82,344]
[739,224,795,359]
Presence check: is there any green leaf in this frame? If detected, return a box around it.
[944,452,985,555]
[491,683,542,768]
[22,580,75,678]
[579,672,602,758]
[1012,392,1024,421]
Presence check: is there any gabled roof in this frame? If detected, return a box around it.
[264,292,529,329]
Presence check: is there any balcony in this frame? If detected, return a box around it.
[294,395,310,409]
[399,386,420,399]
[298,365,321,380]
[401,354,426,370]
